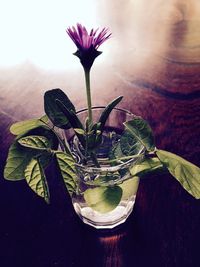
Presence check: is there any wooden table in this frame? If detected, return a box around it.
[1,2,200,266]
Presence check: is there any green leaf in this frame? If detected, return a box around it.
[10,117,47,135]
[86,122,102,150]
[26,126,59,150]
[124,118,155,151]
[18,135,51,150]
[119,176,140,200]
[156,149,200,199]
[109,130,144,167]
[120,130,145,156]
[17,125,59,151]
[130,157,163,176]
[4,126,58,181]
[39,115,49,123]
[98,96,123,131]
[84,186,122,213]
[55,99,83,130]
[55,152,77,196]
[4,141,38,181]
[109,140,124,161]
[24,158,50,203]
[44,88,75,129]
[74,128,85,135]
[56,99,85,147]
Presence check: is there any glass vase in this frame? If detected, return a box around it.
[65,107,144,229]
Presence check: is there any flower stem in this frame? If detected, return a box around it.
[84,69,93,129]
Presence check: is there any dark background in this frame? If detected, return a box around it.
[1,1,200,266]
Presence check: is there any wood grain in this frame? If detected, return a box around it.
[1,1,200,266]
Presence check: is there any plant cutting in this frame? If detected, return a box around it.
[4,23,200,229]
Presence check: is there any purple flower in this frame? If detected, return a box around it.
[66,23,111,70]
[67,23,111,50]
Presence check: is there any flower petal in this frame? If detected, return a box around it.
[66,23,111,50]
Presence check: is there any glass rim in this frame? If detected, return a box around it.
[76,106,135,117]
[75,147,145,173]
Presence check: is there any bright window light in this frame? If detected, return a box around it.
[0,0,99,70]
